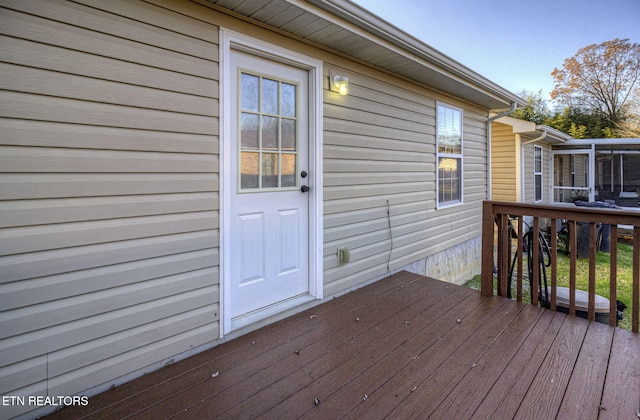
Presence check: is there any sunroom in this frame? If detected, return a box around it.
[551,138,640,207]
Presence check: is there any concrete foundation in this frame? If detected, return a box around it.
[403,236,481,285]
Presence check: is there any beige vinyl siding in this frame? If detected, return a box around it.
[491,122,517,201]
[522,142,551,204]
[2,0,500,416]
[574,155,588,188]
[323,66,488,294]
[0,0,219,415]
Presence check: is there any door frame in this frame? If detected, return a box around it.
[219,29,323,336]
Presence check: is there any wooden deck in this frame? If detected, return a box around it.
[46,271,640,419]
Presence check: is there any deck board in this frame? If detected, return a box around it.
[515,315,590,418]
[557,321,614,419]
[599,328,640,420]
[430,302,545,418]
[43,271,640,420]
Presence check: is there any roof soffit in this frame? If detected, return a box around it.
[204,0,523,110]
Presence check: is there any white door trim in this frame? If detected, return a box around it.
[219,29,323,336]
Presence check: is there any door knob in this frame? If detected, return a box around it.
[300,185,310,193]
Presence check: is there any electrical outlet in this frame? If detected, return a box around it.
[338,247,350,265]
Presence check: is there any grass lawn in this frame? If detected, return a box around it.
[465,242,635,331]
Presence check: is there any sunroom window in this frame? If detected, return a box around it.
[436,103,463,207]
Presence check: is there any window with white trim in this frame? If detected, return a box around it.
[534,145,543,202]
[436,103,463,207]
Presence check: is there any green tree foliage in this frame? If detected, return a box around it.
[512,89,550,124]
[512,90,613,138]
[544,106,613,138]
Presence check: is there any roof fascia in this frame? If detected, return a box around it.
[301,0,524,109]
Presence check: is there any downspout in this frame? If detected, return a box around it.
[486,102,518,200]
[521,131,547,202]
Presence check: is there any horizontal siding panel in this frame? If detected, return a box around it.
[0,249,219,311]
[1,119,218,153]
[0,63,216,116]
[324,206,386,230]
[466,191,490,204]
[325,220,387,245]
[0,36,218,99]
[324,172,428,187]
[329,93,432,126]
[324,247,391,286]
[0,193,218,228]
[493,192,515,201]
[0,231,218,283]
[75,0,220,43]
[324,131,434,154]
[0,174,218,200]
[324,201,425,229]
[323,262,388,296]
[0,356,47,396]
[0,269,218,340]
[48,303,218,378]
[324,120,432,144]
[4,0,217,60]
[324,181,427,201]
[324,145,429,162]
[325,159,428,173]
[324,232,391,268]
[0,92,218,134]
[463,124,486,137]
[0,382,48,419]
[48,322,218,398]
[325,210,425,243]
[324,191,432,215]
[0,287,217,367]
[0,146,217,173]
[0,8,217,79]
[325,104,429,134]
[1,211,218,256]
[344,71,437,112]
[325,210,455,261]
[325,209,478,277]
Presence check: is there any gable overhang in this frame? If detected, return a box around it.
[494,116,571,145]
[203,0,524,111]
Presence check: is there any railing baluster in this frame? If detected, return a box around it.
[569,220,577,316]
[517,216,523,302]
[609,224,618,327]
[532,217,540,307]
[499,213,509,297]
[588,222,597,321]
[633,227,639,333]
[550,217,557,311]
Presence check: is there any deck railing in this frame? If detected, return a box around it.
[481,200,640,333]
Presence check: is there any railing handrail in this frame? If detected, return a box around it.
[485,200,640,225]
[481,200,640,333]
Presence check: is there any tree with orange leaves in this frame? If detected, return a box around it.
[551,38,640,131]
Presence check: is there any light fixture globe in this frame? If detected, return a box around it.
[330,71,349,95]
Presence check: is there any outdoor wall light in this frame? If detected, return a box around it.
[330,71,349,95]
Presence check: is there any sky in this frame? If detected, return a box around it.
[351,0,640,101]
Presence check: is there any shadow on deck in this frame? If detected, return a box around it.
[45,271,639,419]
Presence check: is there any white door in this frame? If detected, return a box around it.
[228,50,311,325]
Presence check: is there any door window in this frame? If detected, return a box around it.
[239,72,298,191]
